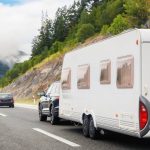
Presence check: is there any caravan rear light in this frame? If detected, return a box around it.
[140,101,148,130]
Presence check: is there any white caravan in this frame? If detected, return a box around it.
[59,29,150,139]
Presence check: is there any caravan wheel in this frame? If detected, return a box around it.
[89,117,98,139]
[82,115,89,137]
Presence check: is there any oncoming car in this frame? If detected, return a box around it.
[0,93,14,108]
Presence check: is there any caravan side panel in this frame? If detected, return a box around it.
[60,29,143,137]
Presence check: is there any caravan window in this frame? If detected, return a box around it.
[77,64,90,89]
[61,68,71,90]
[117,55,134,88]
[100,60,111,84]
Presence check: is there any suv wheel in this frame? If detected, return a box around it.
[39,105,47,121]
[50,105,59,125]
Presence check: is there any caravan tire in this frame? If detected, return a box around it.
[89,117,98,139]
[83,115,89,137]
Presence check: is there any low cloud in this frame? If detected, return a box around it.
[0,0,76,59]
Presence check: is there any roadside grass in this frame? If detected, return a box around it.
[15,98,39,105]
[31,51,63,70]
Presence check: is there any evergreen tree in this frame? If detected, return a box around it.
[67,1,81,27]
[53,6,69,42]
[32,13,53,57]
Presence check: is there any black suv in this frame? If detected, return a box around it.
[38,81,60,125]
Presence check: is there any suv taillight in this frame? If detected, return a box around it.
[140,101,148,130]
[55,96,59,100]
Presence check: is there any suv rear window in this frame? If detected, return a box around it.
[51,84,60,94]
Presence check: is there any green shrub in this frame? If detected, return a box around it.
[101,25,109,35]
[108,15,130,35]
[76,23,95,42]
[51,41,64,53]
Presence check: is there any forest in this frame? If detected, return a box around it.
[0,0,149,87]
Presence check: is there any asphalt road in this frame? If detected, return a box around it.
[0,105,150,150]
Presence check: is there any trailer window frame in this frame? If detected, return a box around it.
[77,64,90,89]
[116,55,134,88]
[61,68,71,90]
[100,59,111,84]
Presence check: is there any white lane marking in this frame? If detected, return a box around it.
[0,113,7,117]
[33,128,80,147]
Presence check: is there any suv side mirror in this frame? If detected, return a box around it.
[37,91,46,97]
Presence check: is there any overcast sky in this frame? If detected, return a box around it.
[0,0,77,58]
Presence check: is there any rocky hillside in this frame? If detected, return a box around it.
[1,55,63,100]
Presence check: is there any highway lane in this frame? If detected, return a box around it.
[0,106,150,150]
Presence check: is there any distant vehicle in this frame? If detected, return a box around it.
[59,29,150,139]
[38,81,60,125]
[0,93,14,108]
